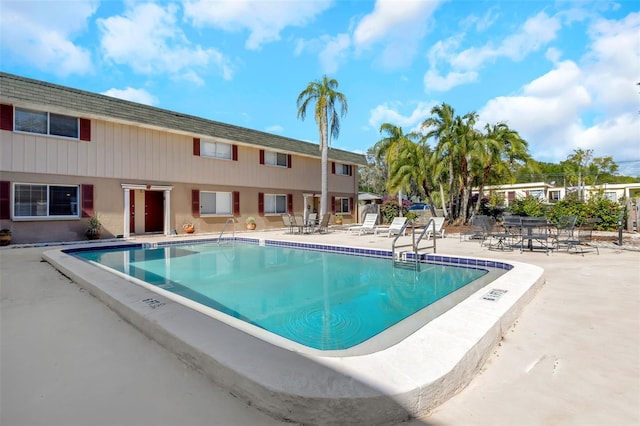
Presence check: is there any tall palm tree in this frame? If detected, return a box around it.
[297,75,348,216]
[374,123,420,209]
[473,122,529,214]
[386,136,437,212]
[422,103,457,220]
[453,112,480,223]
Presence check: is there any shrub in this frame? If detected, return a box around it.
[508,196,549,218]
[380,198,407,224]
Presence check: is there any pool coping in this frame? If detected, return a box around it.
[43,237,545,425]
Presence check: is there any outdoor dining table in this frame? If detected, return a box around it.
[518,217,552,254]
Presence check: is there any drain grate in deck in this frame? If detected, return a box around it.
[141,297,166,309]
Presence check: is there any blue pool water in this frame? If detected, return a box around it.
[73,242,491,350]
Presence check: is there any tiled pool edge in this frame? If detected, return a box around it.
[43,240,544,425]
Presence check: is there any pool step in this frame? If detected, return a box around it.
[393,253,420,271]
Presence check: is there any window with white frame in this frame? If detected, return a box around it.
[529,189,545,200]
[264,150,288,167]
[201,140,232,160]
[13,183,79,218]
[604,191,617,202]
[335,163,352,176]
[200,191,232,215]
[264,194,287,214]
[335,197,350,214]
[549,190,561,202]
[14,107,79,139]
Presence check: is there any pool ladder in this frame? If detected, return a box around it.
[391,217,438,270]
[217,218,236,245]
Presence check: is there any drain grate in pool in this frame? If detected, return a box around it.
[141,297,166,309]
[482,288,508,301]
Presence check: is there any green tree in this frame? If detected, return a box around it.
[374,123,421,204]
[297,75,348,216]
[422,103,457,220]
[359,146,388,195]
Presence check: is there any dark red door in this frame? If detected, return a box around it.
[145,191,164,233]
[129,195,135,233]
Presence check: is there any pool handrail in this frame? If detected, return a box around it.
[217,218,236,244]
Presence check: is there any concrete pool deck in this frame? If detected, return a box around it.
[1,229,639,425]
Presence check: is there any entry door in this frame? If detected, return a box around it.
[129,195,135,233]
[145,191,164,233]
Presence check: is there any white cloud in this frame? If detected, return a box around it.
[583,11,640,115]
[352,0,442,69]
[318,33,351,74]
[98,3,233,83]
[183,0,332,50]
[425,11,562,92]
[368,101,435,134]
[102,87,159,106]
[0,0,97,75]
[478,11,640,171]
[265,124,284,133]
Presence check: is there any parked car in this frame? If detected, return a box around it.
[408,203,429,211]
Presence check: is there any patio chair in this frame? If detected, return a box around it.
[306,213,317,227]
[281,214,295,234]
[291,214,309,234]
[569,218,600,255]
[553,215,578,251]
[375,217,407,237]
[348,213,379,235]
[460,215,489,242]
[425,217,446,241]
[313,213,331,233]
[488,215,520,251]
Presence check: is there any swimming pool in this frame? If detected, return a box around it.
[44,236,543,425]
[71,242,500,353]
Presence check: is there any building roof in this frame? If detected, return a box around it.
[0,72,367,166]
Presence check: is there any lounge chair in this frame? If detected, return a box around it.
[375,217,407,237]
[348,213,378,235]
[425,217,446,240]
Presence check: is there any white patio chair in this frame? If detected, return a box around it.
[348,213,378,235]
[425,217,446,240]
[375,217,407,237]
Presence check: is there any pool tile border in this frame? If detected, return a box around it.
[62,237,514,274]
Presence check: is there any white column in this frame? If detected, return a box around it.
[123,188,130,239]
[164,190,171,236]
[303,194,309,223]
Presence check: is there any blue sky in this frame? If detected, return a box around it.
[2,0,639,176]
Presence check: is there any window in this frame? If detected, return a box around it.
[335,163,352,176]
[200,191,232,215]
[265,151,288,167]
[549,190,561,202]
[264,194,287,214]
[14,183,79,218]
[335,197,350,214]
[529,189,544,200]
[14,107,79,139]
[604,191,617,202]
[201,140,232,160]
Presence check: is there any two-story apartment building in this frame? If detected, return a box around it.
[478,181,640,206]
[0,73,366,244]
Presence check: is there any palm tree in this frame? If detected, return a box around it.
[297,76,348,216]
[374,123,421,209]
[453,112,480,223]
[422,103,457,220]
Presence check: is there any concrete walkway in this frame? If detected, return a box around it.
[1,230,639,426]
